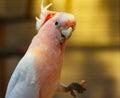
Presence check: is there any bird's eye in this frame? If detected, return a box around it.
[55,21,60,28]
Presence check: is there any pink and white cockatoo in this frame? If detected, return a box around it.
[5,0,86,98]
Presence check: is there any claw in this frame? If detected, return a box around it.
[67,80,87,97]
[70,90,76,97]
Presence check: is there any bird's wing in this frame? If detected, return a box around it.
[5,54,40,98]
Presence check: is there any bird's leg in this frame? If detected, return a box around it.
[56,80,87,97]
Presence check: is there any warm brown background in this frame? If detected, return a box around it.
[0,0,120,98]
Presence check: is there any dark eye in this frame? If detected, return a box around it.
[55,21,60,27]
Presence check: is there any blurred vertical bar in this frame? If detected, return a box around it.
[101,0,120,45]
[26,0,33,17]
[65,0,72,12]
[0,24,5,98]
[108,0,120,45]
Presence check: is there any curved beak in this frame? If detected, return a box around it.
[59,27,73,43]
[61,27,73,39]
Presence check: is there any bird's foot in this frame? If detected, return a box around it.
[67,80,87,97]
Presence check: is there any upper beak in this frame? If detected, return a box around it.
[59,27,73,43]
[61,27,73,39]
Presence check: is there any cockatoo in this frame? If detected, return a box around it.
[5,0,86,98]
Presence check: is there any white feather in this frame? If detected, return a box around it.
[36,0,53,31]
[5,54,39,98]
[36,17,41,31]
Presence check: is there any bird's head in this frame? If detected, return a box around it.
[36,0,76,44]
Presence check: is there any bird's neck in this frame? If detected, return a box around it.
[26,32,66,55]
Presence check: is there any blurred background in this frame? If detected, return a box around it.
[0,0,119,98]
